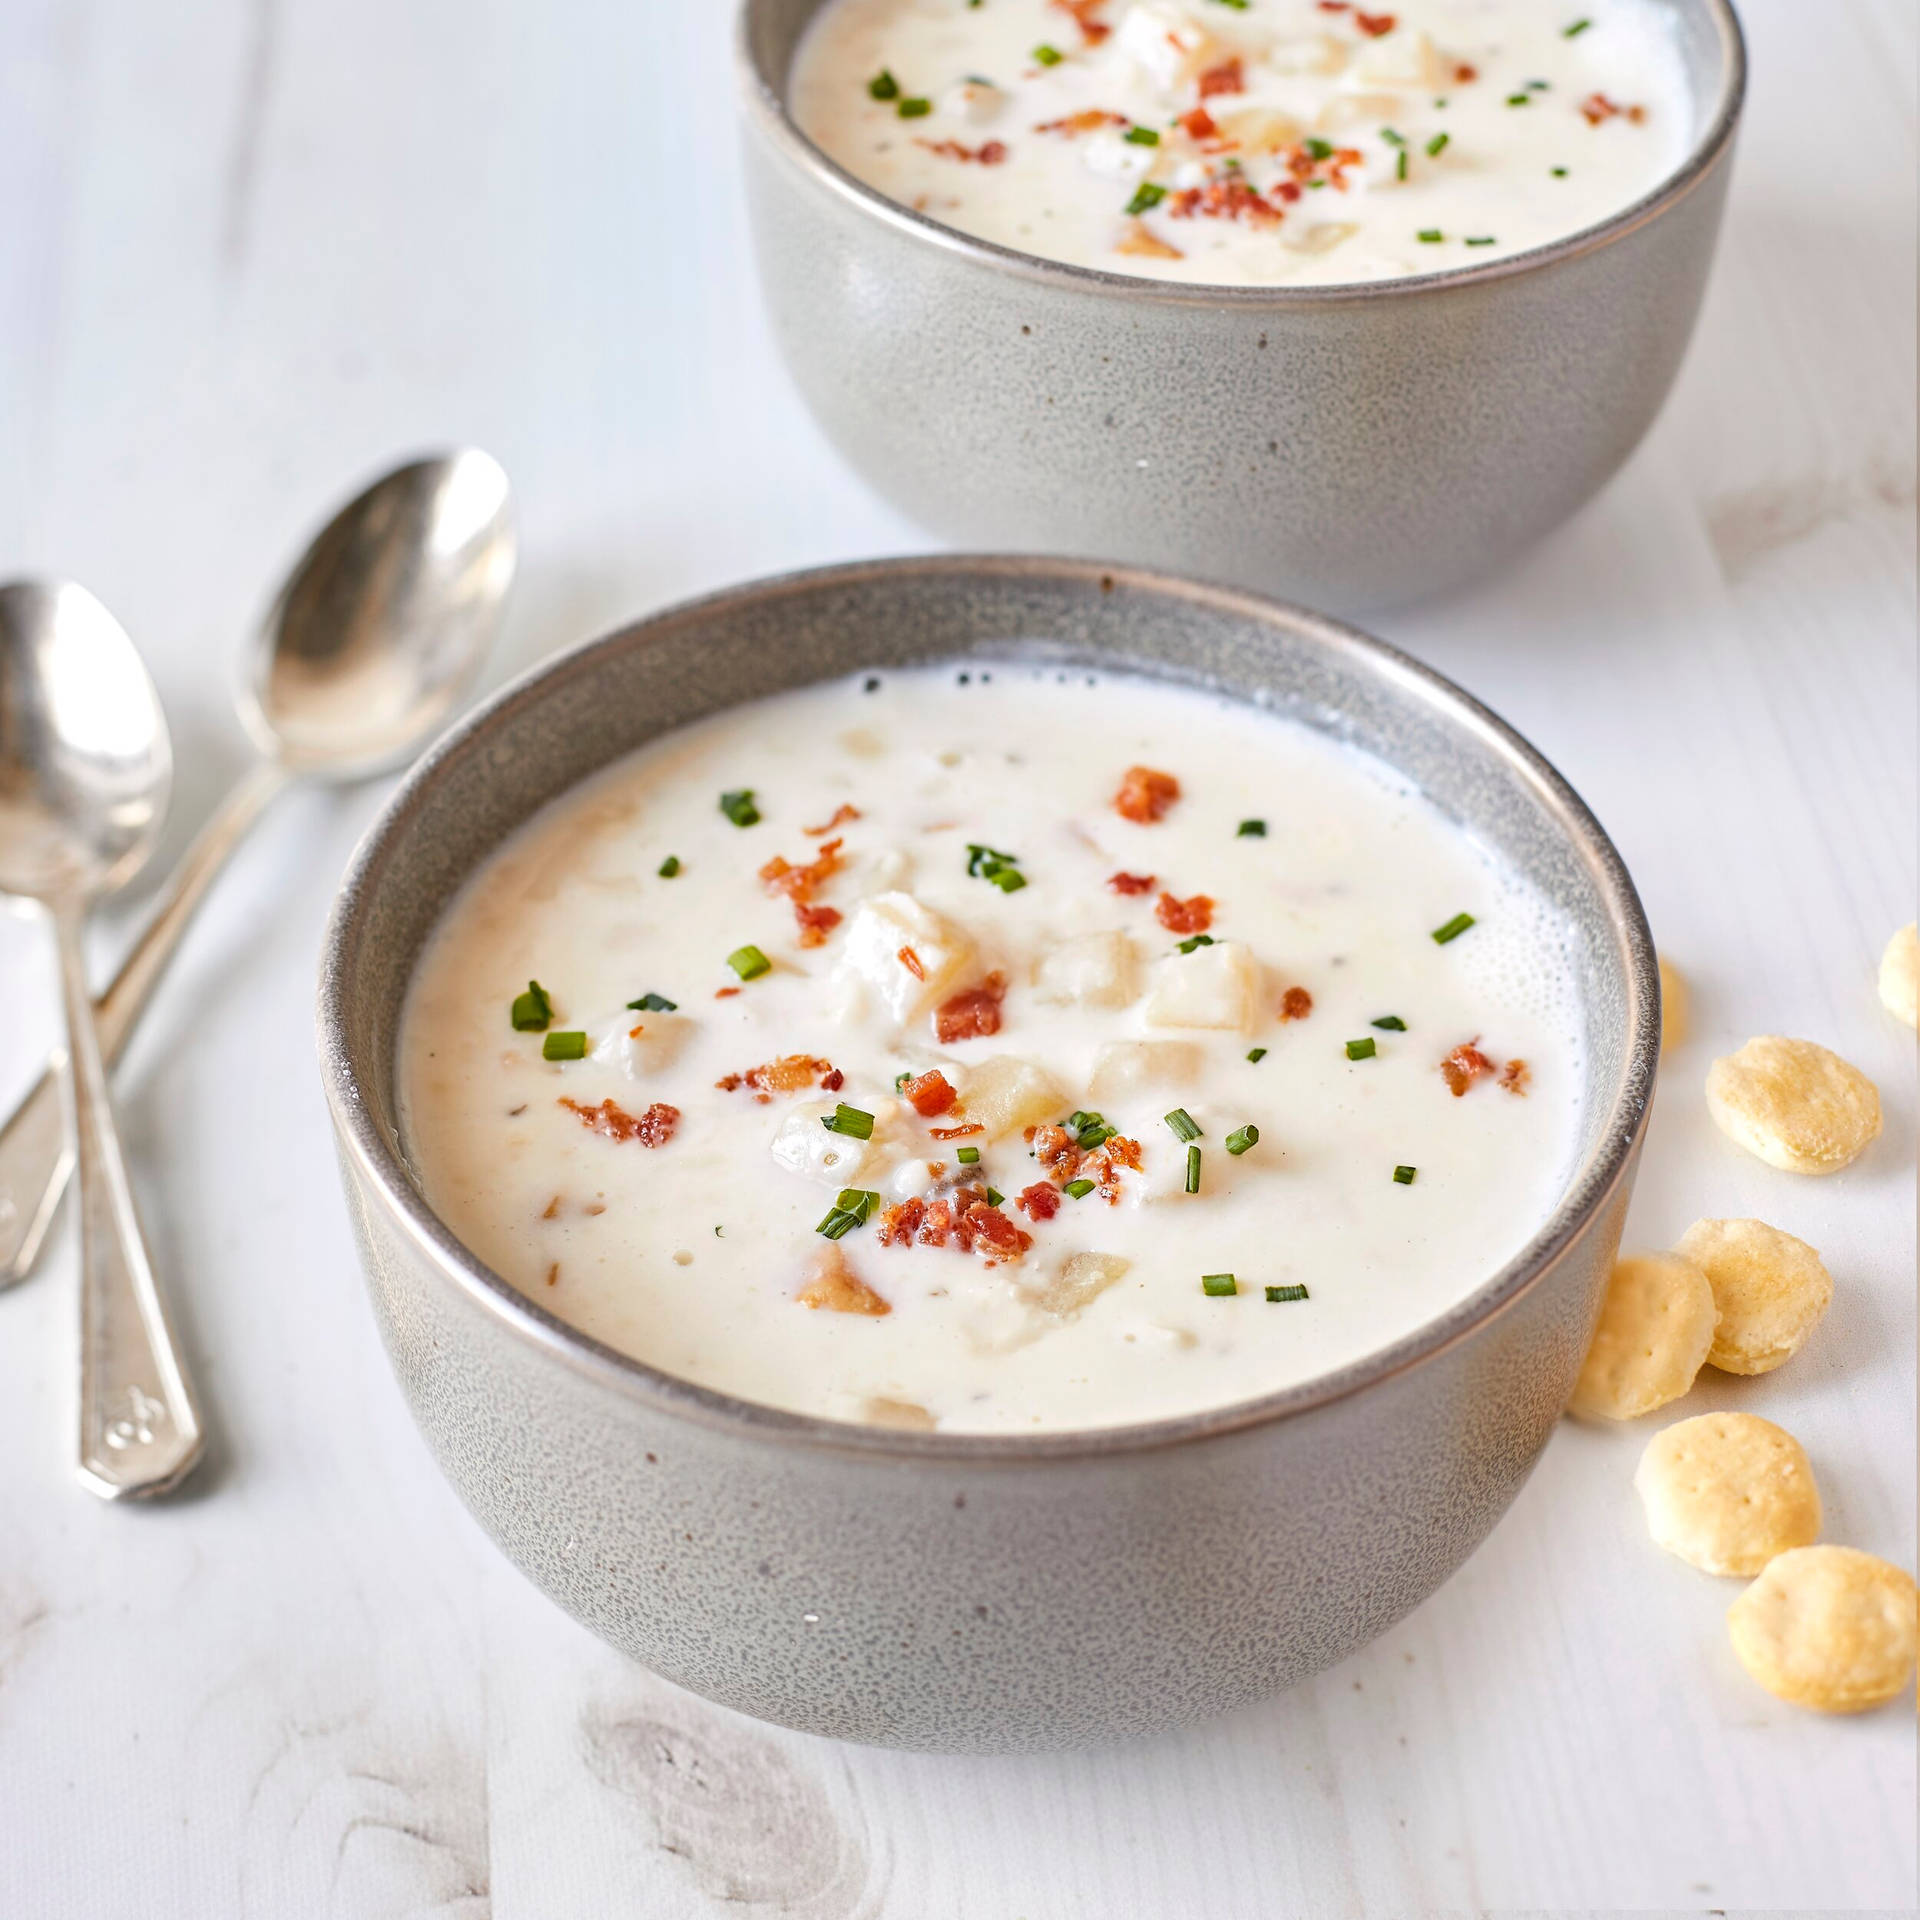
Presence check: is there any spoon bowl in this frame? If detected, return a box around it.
[240,449,515,778]
[0,583,172,903]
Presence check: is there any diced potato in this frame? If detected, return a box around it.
[1211,107,1306,155]
[1313,91,1398,132]
[590,1010,693,1076]
[1020,1251,1131,1317]
[1032,929,1140,1010]
[1116,4,1215,88]
[1349,26,1444,90]
[959,1055,1070,1141]
[1265,33,1348,76]
[1144,941,1260,1032]
[770,1101,884,1185]
[1087,1039,1205,1102]
[1285,221,1359,256]
[837,891,973,1024]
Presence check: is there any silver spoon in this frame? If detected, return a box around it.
[0,581,201,1496]
[0,451,514,1285]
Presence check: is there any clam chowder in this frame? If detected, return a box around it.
[399,664,1585,1433]
[792,0,1691,285]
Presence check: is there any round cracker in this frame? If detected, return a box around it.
[1705,1036,1882,1175]
[1634,1412,1821,1576]
[1675,1216,1833,1375]
[1880,923,1918,1029]
[1568,1252,1715,1421]
[1657,954,1688,1052]
[1728,1546,1918,1713]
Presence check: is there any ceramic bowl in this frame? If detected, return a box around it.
[318,555,1659,1753]
[737,0,1745,613]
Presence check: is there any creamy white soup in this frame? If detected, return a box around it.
[792,0,1691,285]
[398,663,1586,1433]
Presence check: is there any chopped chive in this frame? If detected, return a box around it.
[1396,149,1409,181]
[1380,127,1406,146]
[1346,1037,1377,1061]
[627,992,678,1012]
[1124,181,1167,216]
[1210,0,1249,9]
[1506,93,1531,106]
[1124,125,1160,146]
[1237,818,1267,837]
[1265,1283,1310,1304]
[657,855,681,878]
[1246,1047,1268,1063]
[1394,1164,1418,1185]
[868,69,899,100]
[1425,131,1450,157]
[1371,1015,1407,1031]
[986,1186,1005,1207]
[966,843,1027,892]
[727,944,771,980]
[820,1103,876,1140]
[1417,228,1445,243]
[1431,911,1476,945]
[1526,79,1550,91]
[510,980,554,1032]
[1063,1177,1097,1200]
[1164,1108,1202,1143]
[1202,1273,1237,1297]
[816,1208,859,1240]
[1177,931,1215,954]
[1465,235,1497,247]
[542,1031,588,1061]
[1033,41,1064,64]
[836,1187,880,1219]
[1225,1124,1259,1156]
[1551,165,1569,177]
[956,1145,981,1164]
[1185,1144,1202,1194]
[894,1071,912,1091]
[1302,137,1335,162]
[816,1188,882,1239]
[1066,1109,1115,1149]
[898,96,932,118]
[719,789,760,828]
[1564,15,1592,34]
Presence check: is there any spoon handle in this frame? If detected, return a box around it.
[0,759,288,1288]
[53,900,205,1499]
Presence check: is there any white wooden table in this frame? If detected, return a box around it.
[0,2,1912,1912]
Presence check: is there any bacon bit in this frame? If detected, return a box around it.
[798,1245,891,1316]
[627,1024,646,1040]
[821,1067,844,1092]
[1050,0,1110,45]
[1453,60,1479,83]
[1354,8,1396,31]
[1025,1124,1142,1206]
[877,1197,925,1246]
[934,972,1006,1044]
[1440,1041,1497,1098]
[1029,1124,1080,1183]
[793,902,842,948]
[1274,178,1304,204]
[897,944,926,981]
[1155,892,1215,935]
[1017,1181,1062,1221]
[879,1184,1033,1266]
[1086,1133,1143,1205]
[545,1263,560,1288]
[1580,90,1646,126]
[1169,176,1283,225]
[716,1054,837,1098]
[1179,106,1220,142]
[1285,139,1364,191]
[1500,1058,1531,1096]
[917,137,1009,164]
[929,1122,985,1140]
[804,803,861,836]
[541,1194,561,1221]
[1108,870,1157,895]
[1280,985,1314,1021]
[1317,0,1350,9]
[1114,765,1180,823]
[1197,57,1244,99]
[903,1069,959,1117]
[1036,109,1128,136]
[559,1097,680,1146]
[715,986,741,998]
[1116,218,1184,261]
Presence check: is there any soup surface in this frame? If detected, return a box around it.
[792,0,1691,285]
[399,662,1587,1432]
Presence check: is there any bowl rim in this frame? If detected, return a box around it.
[319,553,1659,1464]
[735,0,1746,305]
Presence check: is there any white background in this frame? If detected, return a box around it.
[0,1,1912,1914]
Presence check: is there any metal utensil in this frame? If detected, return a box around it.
[0,581,201,1497]
[0,451,514,1285]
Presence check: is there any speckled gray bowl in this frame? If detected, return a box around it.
[319,556,1659,1753]
[739,0,1744,614]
